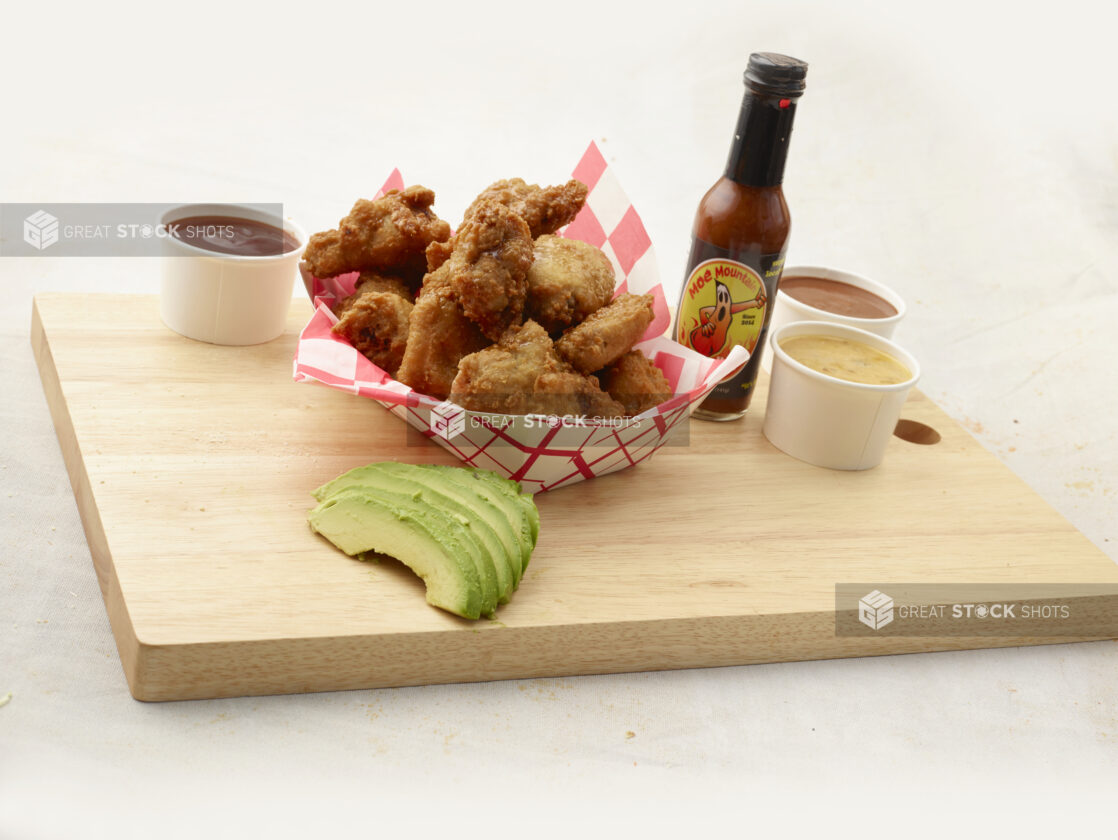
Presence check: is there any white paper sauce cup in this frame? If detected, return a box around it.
[159,204,305,346]
[762,320,920,471]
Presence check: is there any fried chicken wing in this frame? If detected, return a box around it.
[464,178,588,238]
[598,350,672,416]
[526,235,615,333]
[302,186,451,280]
[333,271,414,321]
[396,286,489,400]
[526,370,626,419]
[354,270,413,300]
[451,320,624,417]
[331,290,413,377]
[555,293,655,374]
[421,200,533,341]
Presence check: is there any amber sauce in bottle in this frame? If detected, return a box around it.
[675,53,808,420]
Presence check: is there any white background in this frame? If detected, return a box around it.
[2,0,1116,834]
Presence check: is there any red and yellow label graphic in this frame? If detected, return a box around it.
[676,258,768,359]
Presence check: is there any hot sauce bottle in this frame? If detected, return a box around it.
[675,52,808,420]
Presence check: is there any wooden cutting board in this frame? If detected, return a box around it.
[32,293,1118,701]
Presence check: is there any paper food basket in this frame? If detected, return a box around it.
[293,142,748,492]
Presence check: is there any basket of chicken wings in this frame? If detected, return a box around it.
[293,147,749,492]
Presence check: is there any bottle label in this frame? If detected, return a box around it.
[675,258,768,358]
[674,241,786,410]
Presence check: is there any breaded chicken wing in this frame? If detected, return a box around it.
[526,235,615,333]
[331,290,413,377]
[463,178,588,238]
[396,286,489,400]
[451,320,624,418]
[598,350,672,416]
[302,186,451,280]
[555,293,655,374]
[333,272,414,321]
[421,200,533,341]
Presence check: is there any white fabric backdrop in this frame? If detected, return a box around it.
[2,0,1115,834]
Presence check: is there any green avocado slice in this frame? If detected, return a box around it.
[308,487,485,619]
[313,463,539,583]
[410,465,537,585]
[352,463,522,601]
[312,468,499,614]
[325,464,514,604]
[456,467,540,574]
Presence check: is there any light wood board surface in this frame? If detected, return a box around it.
[31,293,1118,701]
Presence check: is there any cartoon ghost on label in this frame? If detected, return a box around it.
[688,281,767,359]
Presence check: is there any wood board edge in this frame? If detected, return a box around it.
[31,295,147,699]
[123,612,1117,702]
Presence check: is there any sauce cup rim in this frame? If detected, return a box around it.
[769,320,920,392]
[160,203,305,262]
[778,265,906,325]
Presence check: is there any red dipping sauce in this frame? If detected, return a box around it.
[169,215,300,257]
[780,275,897,320]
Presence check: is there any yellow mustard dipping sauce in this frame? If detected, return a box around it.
[780,334,911,385]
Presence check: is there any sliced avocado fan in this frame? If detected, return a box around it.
[308,463,539,620]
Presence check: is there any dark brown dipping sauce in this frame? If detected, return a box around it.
[169,215,300,257]
[780,275,898,319]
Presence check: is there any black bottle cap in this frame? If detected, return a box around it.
[744,52,808,98]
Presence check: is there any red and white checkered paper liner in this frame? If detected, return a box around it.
[293,141,748,492]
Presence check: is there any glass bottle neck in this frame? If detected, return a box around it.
[724,88,799,188]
